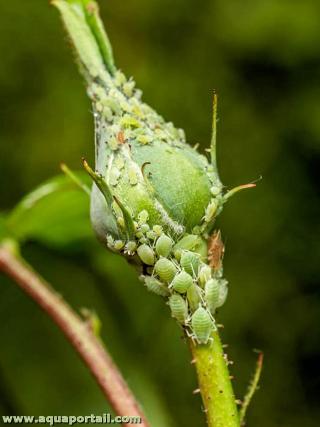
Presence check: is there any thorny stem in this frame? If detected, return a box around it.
[0,241,149,427]
[210,91,219,175]
[190,331,240,427]
[239,352,264,425]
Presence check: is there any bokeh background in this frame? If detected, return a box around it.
[1,1,320,426]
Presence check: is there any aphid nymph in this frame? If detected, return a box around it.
[191,306,214,345]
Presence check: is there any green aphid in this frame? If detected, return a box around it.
[153,225,163,236]
[120,100,131,114]
[146,230,157,240]
[114,240,125,251]
[95,101,103,112]
[198,265,212,287]
[137,134,152,145]
[155,128,168,140]
[103,105,113,121]
[156,234,173,257]
[140,223,150,233]
[110,167,121,186]
[108,137,119,151]
[123,81,135,97]
[107,235,114,247]
[114,70,126,87]
[138,210,149,225]
[117,216,125,229]
[210,184,223,196]
[137,244,155,266]
[128,167,138,185]
[169,294,188,324]
[81,308,101,337]
[131,102,145,119]
[204,199,218,223]
[191,306,214,345]
[120,114,140,129]
[180,250,200,276]
[217,279,228,308]
[187,284,201,312]
[205,278,220,314]
[191,225,201,235]
[102,98,121,116]
[91,84,106,100]
[114,155,125,170]
[155,258,177,283]
[125,241,137,255]
[173,234,201,261]
[171,271,193,294]
[144,276,170,297]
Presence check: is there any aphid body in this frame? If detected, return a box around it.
[137,244,155,265]
[169,294,188,324]
[205,278,220,314]
[173,234,201,261]
[191,306,214,344]
[144,276,170,297]
[155,258,177,283]
[198,264,212,287]
[180,250,200,276]
[171,271,193,294]
[217,279,228,308]
[156,234,173,257]
[187,284,201,312]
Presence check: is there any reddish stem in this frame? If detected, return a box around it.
[0,243,149,427]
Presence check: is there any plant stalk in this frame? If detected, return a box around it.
[0,241,149,427]
[190,330,239,427]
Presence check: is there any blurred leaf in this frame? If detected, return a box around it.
[0,213,8,241]
[5,172,93,248]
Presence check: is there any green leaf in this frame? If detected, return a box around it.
[5,173,93,248]
[0,213,9,242]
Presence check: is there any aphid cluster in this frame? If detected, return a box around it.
[56,3,254,345]
[82,67,229,344]
[105,205,228,344]
[54,0,256,348]
[89,70,186,154]
[87,67,228,238]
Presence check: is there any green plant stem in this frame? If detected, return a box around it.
[239,352,264,425]
[0,241,149,427]
[190,330,239,427]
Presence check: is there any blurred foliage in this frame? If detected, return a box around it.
[5,173,93,248]
[0,0,320,426]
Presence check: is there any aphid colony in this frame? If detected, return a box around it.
[83,70,228,345]
[78,40,250,347]
[107,209,228,345]
[87,68,226,238]
[88,70,187,153]
[55,0,255,347]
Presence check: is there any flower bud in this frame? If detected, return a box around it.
[54,0,256,344]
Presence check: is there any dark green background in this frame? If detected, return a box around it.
[1,1,320,426]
